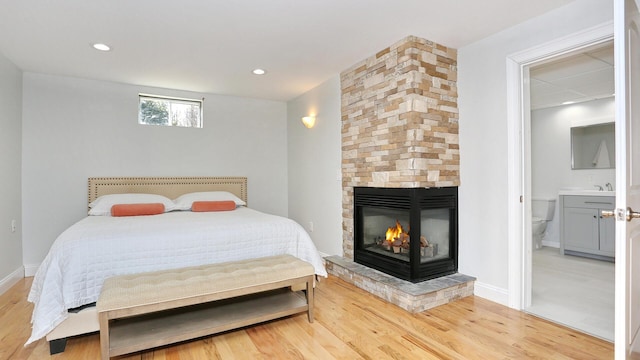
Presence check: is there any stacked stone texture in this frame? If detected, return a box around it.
[325,257,474,313]
[341,36,459,259]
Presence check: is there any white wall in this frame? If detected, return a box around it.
[457,0,613,304]
[286,75,343,257]
[532,97,615,246]
[0,52,23,293]
[22,73,288,272]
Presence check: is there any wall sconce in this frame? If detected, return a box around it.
[301,115,316,129]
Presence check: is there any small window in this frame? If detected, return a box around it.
[138,94,203,128]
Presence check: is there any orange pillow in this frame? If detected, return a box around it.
[111,203,165,217]
[191,200,236,212]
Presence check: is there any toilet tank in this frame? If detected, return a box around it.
[532,198,556,220]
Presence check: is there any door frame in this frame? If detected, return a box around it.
[506,22,614,310]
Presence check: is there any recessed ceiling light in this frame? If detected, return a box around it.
[92,43,111,51]
[252,68,266,75]
[562,101,575,105]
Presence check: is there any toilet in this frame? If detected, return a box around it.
[532,198,556,249]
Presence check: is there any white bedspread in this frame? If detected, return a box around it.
[26,208,327,344]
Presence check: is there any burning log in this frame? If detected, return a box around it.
[400,241,410,254]
[420,235,428,247]
[421,243,438,257]
[392,238,402,253]
[380,220,437,257]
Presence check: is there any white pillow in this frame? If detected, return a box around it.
[89,193,176,216]
[173,191,246,211]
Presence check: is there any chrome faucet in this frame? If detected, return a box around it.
[594,185,603,191]
[605,182,613,191]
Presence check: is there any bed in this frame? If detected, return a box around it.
[26,177,327,353]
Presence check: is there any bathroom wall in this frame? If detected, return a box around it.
[531,97,615,247]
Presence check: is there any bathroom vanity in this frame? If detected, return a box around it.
[559,192,615,261]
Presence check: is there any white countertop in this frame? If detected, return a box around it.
[558,189,615,196]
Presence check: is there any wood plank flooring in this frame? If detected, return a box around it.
[1,276,613,359]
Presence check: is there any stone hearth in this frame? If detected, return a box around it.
[325,256,474,313]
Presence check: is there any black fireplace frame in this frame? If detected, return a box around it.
[353,186,458,282]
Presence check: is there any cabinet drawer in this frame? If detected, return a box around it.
[562,195,614,209]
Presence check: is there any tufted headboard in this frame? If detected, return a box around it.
[88,177,247,206]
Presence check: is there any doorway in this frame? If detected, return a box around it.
[526,39,616,341]
[525,41,615,340]
[505,22,614,339]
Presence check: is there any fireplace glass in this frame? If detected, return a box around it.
[361,207,450,263]
[354,187,458,282]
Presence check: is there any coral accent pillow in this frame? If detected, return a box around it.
[173,191,246,210]
[191,201,236,212]
[89,193,175,216]
[111,203,165,217]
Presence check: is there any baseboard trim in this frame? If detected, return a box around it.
[24,263,40,277]
[473,280,509,307]
[541,240,560,248]
[0,267,24,295]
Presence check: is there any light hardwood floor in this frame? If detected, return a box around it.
[1,276,613,359]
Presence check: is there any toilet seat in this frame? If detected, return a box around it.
[532,217,546,236]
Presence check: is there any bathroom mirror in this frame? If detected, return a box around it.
[571,122,615,169]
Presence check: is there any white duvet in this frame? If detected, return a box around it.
[26,208,327,344]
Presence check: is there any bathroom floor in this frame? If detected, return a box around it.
[526,246,614,341]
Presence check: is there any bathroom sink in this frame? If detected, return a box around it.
[558,189,615,196]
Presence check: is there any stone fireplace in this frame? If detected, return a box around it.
[324,35,473,312]
[341,35,459,259]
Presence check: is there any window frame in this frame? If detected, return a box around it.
[138,93,204,128]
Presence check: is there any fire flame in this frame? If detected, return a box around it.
[385,220,408,244]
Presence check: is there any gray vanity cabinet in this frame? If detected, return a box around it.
[560,195,615,260]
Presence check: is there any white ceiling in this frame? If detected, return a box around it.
[530,41,614,110]
[0,0,576,101]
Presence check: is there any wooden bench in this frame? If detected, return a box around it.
[97,255,315,360]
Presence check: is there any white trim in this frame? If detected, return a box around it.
[507,21,613,65]
[0,267,24,295]
[506,21,614,311]
[506,56,525,310]
[474,281,509,306]
[613,0,635,357]
[24,263,40,277]
[138,93,203,104]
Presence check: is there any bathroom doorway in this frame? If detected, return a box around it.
[524,40,615,340]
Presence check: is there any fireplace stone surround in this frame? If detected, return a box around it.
[326,35,473,312]
[341,35,460,259]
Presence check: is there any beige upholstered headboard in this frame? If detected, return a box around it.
[88,177,247,205]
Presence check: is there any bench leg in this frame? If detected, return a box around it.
[306,277,314,323]
[99,312,110,360]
